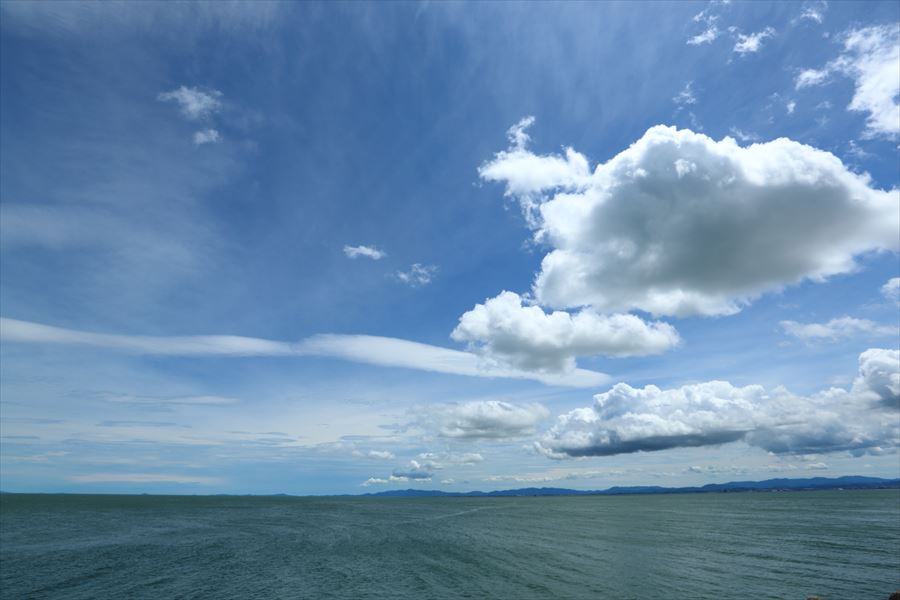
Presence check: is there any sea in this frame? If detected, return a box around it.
[1,489,898,599]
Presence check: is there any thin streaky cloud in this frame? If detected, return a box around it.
[69,473,221,485]
[0,317,607,387]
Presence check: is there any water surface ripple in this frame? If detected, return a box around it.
[1,490,898,599]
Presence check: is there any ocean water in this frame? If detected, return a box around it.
[1,490,898,599]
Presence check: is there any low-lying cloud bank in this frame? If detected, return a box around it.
[537,349,900,459]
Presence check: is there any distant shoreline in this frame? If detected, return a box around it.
[2,475,898,499]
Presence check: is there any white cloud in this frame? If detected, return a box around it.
[733,27,775,55]
[728,127,759,142]
[1,2,284,35]
[395,263,438,287]
[479,121,899,317]
[70,472,220,484]
[478,117,591,227]
[418,451,484,466]
[418,400,550,440]
[795,68,831,89]
[786,100,796,114]
[103,394,240,406]
[797,1,827,25]
[687,2,728,46]
[158,86,222,120]
[882,277,900,304]
[795,25,900,138]
[193,129,221,145]
[506,115,535,149]
[451,291,680,372]
[673,82,697,106]
[391,460,435,480]
[343,244,386,260]
[854,348,900,410]
[537,349,900,459]
[0,317,607,387]
[688,27,720,46]
[780,316,899,341]
[365,450,395,460]
[362,477,390,486]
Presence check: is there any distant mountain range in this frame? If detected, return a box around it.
[2,475,897,498]
[359,476,900,498]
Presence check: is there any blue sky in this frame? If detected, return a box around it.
[1,1,898,495]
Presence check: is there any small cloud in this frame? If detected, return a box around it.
[193,129,221,145]
[451,290,680,372]
[729,127,759,142]
[673,82,697,107]
[391,460,434,480]
[688,26,720,46]
[846,140,872,161]
[881,277,900,305]
[796,1,827,25]
[733,27,775,55]
[343,245,386,260]
[786,100,796,114]
[365,450,395,460]
[396,263,437,287]
[158,86,222,121]
[507,115,536,149]
[795,68,831,89]
[687,2,723,46]
[362,477,390,486]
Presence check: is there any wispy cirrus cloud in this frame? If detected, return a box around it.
[69,472,221,485]
[780,317,899,342]
[0,317,607,387]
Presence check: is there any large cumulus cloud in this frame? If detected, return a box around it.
[537,349,900,459]
[480,122,899,318]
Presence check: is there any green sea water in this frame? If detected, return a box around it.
[1,489,898,599]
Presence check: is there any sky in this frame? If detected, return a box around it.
[0,0,898,495]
